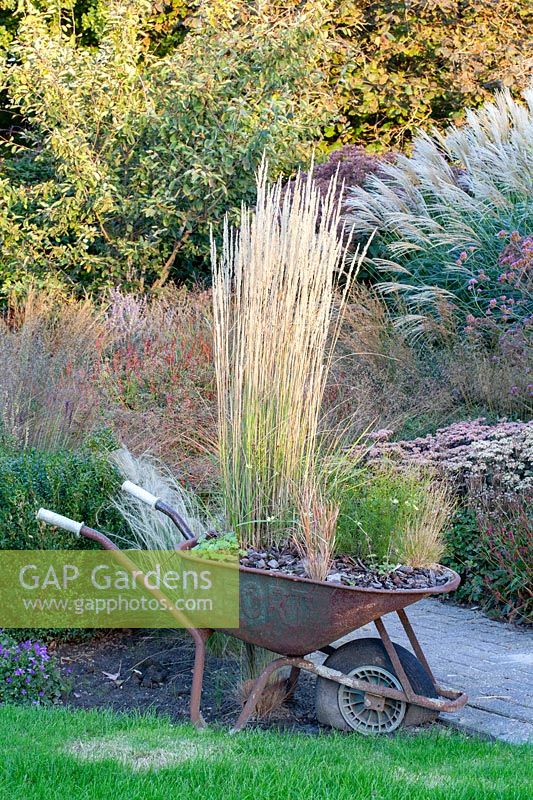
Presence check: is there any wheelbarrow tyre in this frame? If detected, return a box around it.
[315,638,438,734]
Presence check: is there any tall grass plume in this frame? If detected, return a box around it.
[294,484,339,582]
[397,478,455,568]
[212,161,365,548]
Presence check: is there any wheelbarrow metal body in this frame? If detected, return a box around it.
[220,564,460,657]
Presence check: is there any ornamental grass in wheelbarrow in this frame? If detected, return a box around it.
[38,164,467,733]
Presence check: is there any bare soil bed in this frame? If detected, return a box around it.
[58,629,320,732]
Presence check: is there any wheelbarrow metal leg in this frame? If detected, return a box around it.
[374,616,416,703]
[395,609,467,703]
[286,666,301,699]
[230,657,295,733]
[373,612,468,712]
[189,628,211,729]
[396,608,438,687]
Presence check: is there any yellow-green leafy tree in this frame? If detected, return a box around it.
[0,0,337,293]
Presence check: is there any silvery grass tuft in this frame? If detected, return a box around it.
[110,448,210,549]
[212,161,366,550]
[344,85,533,337]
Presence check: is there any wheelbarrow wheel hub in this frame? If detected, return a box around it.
[339,665,406,734]
[316,637,439,733]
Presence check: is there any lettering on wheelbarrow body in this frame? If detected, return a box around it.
[240,576,318,629]
[222,570,337,655]
[221,567,448,657]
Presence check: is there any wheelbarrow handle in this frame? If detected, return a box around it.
[36,508,119,550]
[121,480,159,508]
[121,481,196,542]
[36,508,83,536]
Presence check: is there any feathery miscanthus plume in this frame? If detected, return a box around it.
[345,86,533,336]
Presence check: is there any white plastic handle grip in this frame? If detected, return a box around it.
[121,481,159,508]
[36,508,83,536]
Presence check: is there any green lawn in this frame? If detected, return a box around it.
[0,706,531,800]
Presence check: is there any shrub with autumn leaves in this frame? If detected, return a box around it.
[1,1,532,291]
[2,1,531,150]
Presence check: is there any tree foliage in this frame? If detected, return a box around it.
[0,1,530,291]
[2,1,531,148]
[0,1,336,292]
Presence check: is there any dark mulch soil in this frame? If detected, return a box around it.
[241,547,454,590]
[57,629,320,733]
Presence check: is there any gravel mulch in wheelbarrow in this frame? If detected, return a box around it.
[240,547,455,590]
[57,629,321,733]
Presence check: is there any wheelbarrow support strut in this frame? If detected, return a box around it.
[225,610,467,732]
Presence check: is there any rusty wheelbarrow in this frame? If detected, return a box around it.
[37,481,467,735]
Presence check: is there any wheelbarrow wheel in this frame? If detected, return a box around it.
[315,638,438,734]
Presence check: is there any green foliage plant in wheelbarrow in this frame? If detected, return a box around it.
[37,166,467,733]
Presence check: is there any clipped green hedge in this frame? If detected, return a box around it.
[0,446,127,551]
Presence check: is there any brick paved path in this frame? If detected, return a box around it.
[324,599,533,744]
